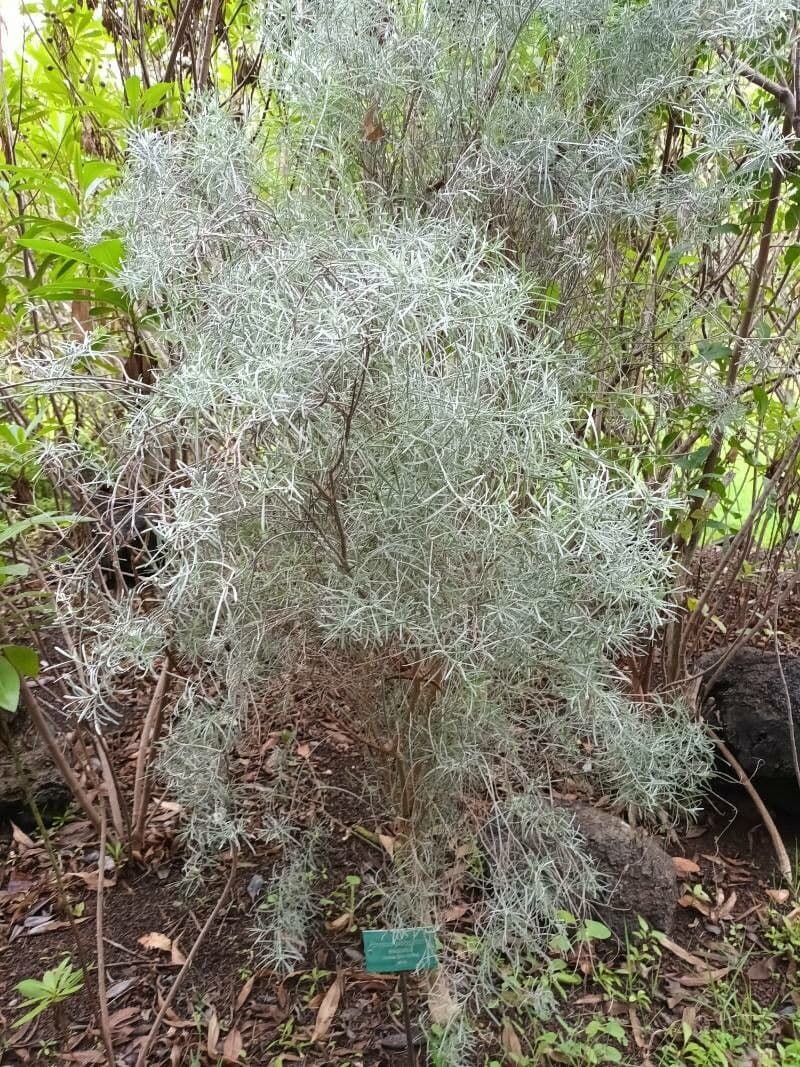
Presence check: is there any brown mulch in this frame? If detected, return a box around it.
[1,552,799,1065]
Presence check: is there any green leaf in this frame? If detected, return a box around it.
[19,278,129,311]
[695,340,731,363]
[13,999,51,1028]
[603,1020,627,1042]
[16,979,47,1000]
[16,237,93,266]
[711,222,741,235]
[88,237,124,271]
[594,1044,623,1064]
[124,74,142,110]
[2,645,40,678]
[579,919,613,941]
[674,446,711,471]
[140,82,172,113]
[0,562,30,578]
[0,655,21,713]
[0,512,77,547]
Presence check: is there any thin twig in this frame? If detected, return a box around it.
[712,733,792,882]
[131,655,173,851]
[19,678,103,837]
[96,807,117,1067]
[134,849,238,1067]
[198,0,222,87]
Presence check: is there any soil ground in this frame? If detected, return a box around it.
[1,546,800,1065]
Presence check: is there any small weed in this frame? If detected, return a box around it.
[105,838,125,866]
[765,908,800,966]
[658,980,797,1067]
[13,956,84,1032]
[297,966,334,1001]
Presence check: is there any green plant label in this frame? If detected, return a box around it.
[362,928,437,973]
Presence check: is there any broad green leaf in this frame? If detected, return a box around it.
[19,278,129,310]
[603,1020,627,1042]
[16,237,93,266]
[88,238,125,272]
[2,645,40,678]
[0,562,30,578]
[0,655,21,712]
[675,446,712,471]
[579,919,613,941]
[124,75,142,110]
[140,83,172,113]
[16,979,48,1000]
[595,1045,623,1064]
[0,512,77,546]
[695,340,731,363]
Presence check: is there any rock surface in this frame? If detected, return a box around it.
[0,723,71,832]
[482,801,678,940]
[561,801,678,939]
[700,648,800,811]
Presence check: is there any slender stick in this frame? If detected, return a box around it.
[131,656,172,851]
[96,807,117,1067]
[134,850,238,1067]
[198,0,222,87]
[93,731,130,844]
[712,733,792,882]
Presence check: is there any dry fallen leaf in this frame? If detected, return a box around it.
[296,742,312,759]
[658,934,708,971]
[377,833,395,858]
[107,1006,140,1028]
[677,966,730,988]
[171,939,187,966]
[310,972,344,1043]
[746,958,774,981]
[678,893,712,917]
[207,1008,220,1058]
[106,977,137,1002]
[426,968,459,1025]
[362,103,386,142]
[673,856,701,877]
[441,902,471,923]
[11,824,36,850]
[715,891,737,921]
[767,888,791,905]
[326,912,353,933]
[222,1027,244,1064]
[629,1006,645,1049]
[70,870,115,892]
[235,975,255,1011]
[138,931,172,953]
[501,1016,523,1058]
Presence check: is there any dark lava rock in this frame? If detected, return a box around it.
[562,802,678,940]
[700,648,800,812]
[0,723,72,832]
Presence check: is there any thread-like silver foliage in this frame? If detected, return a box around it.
[34,0,798,1044]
